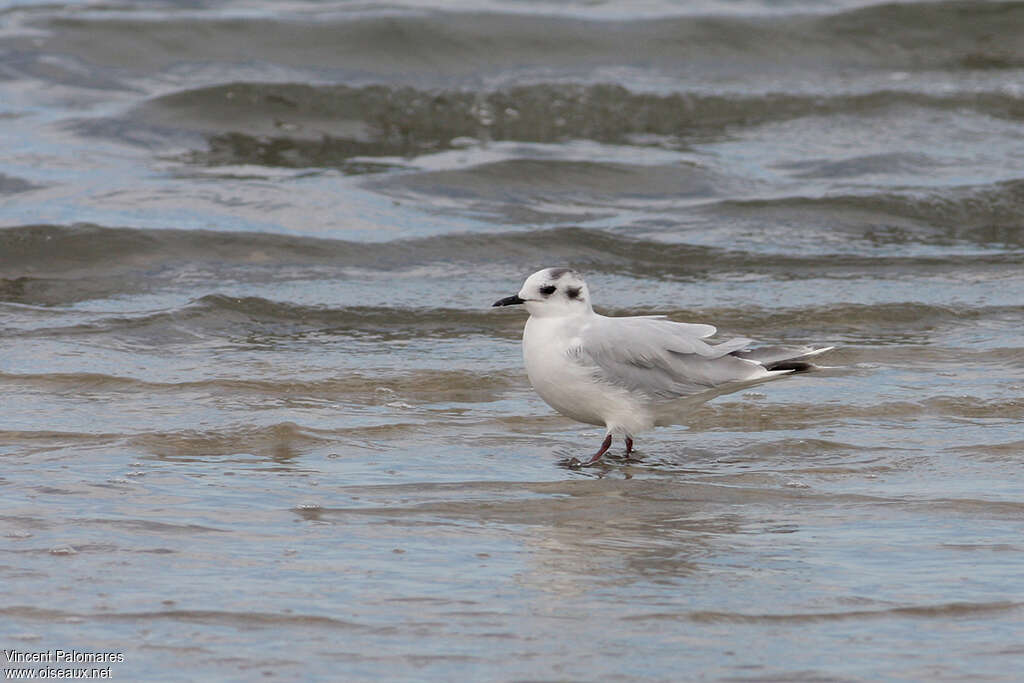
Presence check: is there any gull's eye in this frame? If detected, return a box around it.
[539,285,557,296]
[566,287,581,300]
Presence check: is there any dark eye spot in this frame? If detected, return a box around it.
[567,287,581,300]
[539,285,556,296]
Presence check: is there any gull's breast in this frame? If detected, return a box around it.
[522,316,652,433]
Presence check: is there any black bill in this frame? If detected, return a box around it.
[492,295,525,307]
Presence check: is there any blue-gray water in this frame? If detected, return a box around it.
[2,0,1024,680]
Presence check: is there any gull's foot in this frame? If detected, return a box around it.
[558,434,613,469]
[558,455,599,469]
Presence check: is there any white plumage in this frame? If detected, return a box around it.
[494,267,833,467]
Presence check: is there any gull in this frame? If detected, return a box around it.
[493,267,833,467]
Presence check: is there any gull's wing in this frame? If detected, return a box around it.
[616,314,717,339]
[731,345,834,368]
[574,314,770,399]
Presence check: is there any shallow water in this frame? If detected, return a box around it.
[2,0,1024,680]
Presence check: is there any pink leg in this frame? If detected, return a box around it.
[574,433,613,468]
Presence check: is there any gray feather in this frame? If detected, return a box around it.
[575,315,767,399]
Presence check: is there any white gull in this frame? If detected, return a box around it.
[493,267,833,467]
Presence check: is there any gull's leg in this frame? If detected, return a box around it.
[625,436,634,458]
[583,433,614,466]
[567,433,613,468]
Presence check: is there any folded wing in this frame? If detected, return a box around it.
[575,315,771,399]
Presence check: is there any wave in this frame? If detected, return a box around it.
[99,82,1024,167]
[705,181,1024,245]
[373,159,739,208]
[27,3,1024,83]
[662,601,1024,624]
[0,605,370,629]
[3,290,1019,358]
[687,395,1024,430]
[3,294,524,341]
[3,223,1022,273]
[2,222,1022,306]
[299,477,1024,529]
[0,173,41,195]
[0,223,365,272]
[0,369,518,399]
[682,302,1024,344]
[2,285,1020,345]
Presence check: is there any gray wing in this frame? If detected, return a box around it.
[616,314,717,339]
[575,314,770,399]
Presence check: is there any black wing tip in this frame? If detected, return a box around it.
[764,360,817,373]
[731,345,835,373]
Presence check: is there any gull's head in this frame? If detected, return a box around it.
[492,267,592,318]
